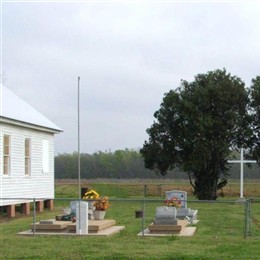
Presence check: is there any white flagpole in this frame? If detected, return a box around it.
[78,76,81,234]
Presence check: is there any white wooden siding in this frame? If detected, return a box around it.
[42,140,50,173]
[0,122,55,206]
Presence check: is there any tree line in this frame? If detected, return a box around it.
[55,149,260,180]
[55,149,173,179]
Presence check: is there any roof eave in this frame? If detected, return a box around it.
[0,116,63,134]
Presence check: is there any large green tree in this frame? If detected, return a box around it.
[250,76,260,160]
[141,69,259,200]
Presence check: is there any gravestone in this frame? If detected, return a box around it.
[165,190,198,224]
[154,206,177,225]
[76,201,88,235]
[165,190,187,208]
[70,201,78,214]
[149,206,189,234]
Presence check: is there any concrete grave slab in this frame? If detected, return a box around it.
[138,227,196,237]
[67,219,116,233]
[30,220,71,232]
[19,219,124,236]
[18,226,125,236]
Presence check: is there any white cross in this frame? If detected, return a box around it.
[228,148,257,198]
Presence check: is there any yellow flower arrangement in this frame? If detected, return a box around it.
[94,196,110,211]
[164,197,182,208]
[83,189,100,200]
[83,190,110,211]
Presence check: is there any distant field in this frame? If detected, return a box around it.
[1,180,260,259]
[55,178,260,198]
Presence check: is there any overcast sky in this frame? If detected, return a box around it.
[1,1,260,154]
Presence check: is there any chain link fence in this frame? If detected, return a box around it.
[0,196,255,238]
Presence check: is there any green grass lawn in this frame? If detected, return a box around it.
[1,181,260,259]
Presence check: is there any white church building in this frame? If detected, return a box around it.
[0,84,62,217]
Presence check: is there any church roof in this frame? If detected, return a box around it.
[1,84,62,133]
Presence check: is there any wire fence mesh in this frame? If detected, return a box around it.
[0,196,254,238]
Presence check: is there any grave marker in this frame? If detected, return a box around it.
[76,201,88,235]
[228,148,257,199]
[154,206,177,225]
[165,190,187,208]
[165,190,198,224]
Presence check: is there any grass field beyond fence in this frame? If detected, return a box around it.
[1,180,260,259]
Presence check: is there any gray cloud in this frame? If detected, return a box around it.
[2,2,260,154]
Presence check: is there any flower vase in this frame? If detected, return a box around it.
[93,210,106,220]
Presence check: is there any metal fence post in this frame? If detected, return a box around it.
[141,198,146,238]
[244,199,251,239]
[144,184,147,197]
[158,184,161,197]
[244,200,247,238]
[247,199,252,237]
